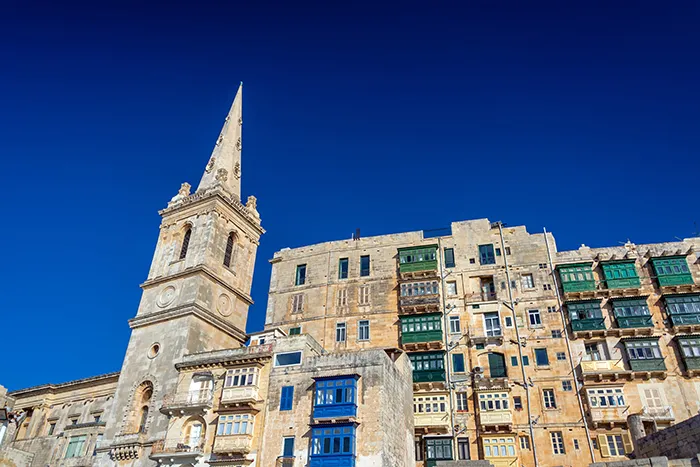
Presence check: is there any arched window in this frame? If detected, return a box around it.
[179,228,192,260]
[223,233,235,268]
[138,405,149,433]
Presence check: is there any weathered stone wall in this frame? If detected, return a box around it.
[634,414,700,459]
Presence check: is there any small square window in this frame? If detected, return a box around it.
[539,263,548,269]
[289,326,301,335]
[556,352,566,361]
[469,258,476,264]
[475,343,485,350]
[543,283,553,291]
[551,330,562,338]
[562,380,573,391]
[547,306,557,313]
[513,396,523,410]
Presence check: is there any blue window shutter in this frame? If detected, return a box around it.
[511,356,518,366]
[535,349,549,366]
[452,354,465,372]
[280,386,294,411]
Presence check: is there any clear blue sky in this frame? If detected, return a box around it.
[2,1,698,390]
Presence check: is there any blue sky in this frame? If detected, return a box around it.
[1,1,698,390]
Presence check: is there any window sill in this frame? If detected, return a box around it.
[535,365,551,370]
[169,259,185,265]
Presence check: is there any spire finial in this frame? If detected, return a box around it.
[197,83,243,198]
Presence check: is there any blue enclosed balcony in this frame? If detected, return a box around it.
[313,376,358,420]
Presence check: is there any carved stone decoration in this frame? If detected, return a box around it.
[246,195,257,210]
[178,182,191,197]
[235,137,242,152]
[217,293,232,317]
[156,286,177,308]
[205,157,216,173]
[234,161,241,179]
[238,117,243,126]
[215,168,228,182]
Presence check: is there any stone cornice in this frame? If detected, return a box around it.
[8,372,120,398]
[128,303,248,344]
[159,187,265,236]
[175,344,274,370]
[141,265,253,306]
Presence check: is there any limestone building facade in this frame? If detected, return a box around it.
[2,86,700,467]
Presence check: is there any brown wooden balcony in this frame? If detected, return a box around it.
[160,389,213,415]
[212,434,253,454]
[399,294,441,315]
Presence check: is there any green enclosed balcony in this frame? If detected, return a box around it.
[651,257,694,287]
[557,263,596,293]
[612,298,653,330]
[628,359,666,372]
[568,300,606,335]
[409,352,446,383]
[398,245,438,274]
[679,337,700,371]
[665,295,700,330]
[623,338,667,373]
[400,314,443,349]
[602,261,641,289]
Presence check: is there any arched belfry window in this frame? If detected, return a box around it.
[129,382,153,434]
[179,228,192,260]
[223,233,236,268]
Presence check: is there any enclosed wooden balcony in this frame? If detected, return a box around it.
[213,434,254,454]
[670,313,700,333]
[399,294,441,314]
[589,406,628,428]
[414,412,450,433]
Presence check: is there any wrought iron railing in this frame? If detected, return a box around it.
[162,389,214,408]
[151,437,204,455]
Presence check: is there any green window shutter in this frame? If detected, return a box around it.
[488,353,507,377]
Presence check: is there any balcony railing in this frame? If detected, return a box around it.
[571,318,606,332]
[479,410,513,426]
[643,405,674,421]
[628,358,666,372]
[151,437,204,456]
[466,292,497,303]
[161,389,213,413]
[277,457,296,467]
[605,277,641,290]
[399,294,441,313]
[401,330,443,345]
[670,313,700,326]
[413,370,446,383]
[314,403,357,420]
[616,316,653,329]
[590,406,627,423]
[414,411,450,427]
[581,359,626,373]
[221,385,260,404]
[212,434,253,454]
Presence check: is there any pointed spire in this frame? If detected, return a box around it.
[198,82,243,198]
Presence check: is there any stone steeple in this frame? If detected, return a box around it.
[197,82,243,198]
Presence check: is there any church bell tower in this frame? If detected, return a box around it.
[97,84,264,465]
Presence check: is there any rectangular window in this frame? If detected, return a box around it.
[444,248,456,268]
[48,422,56,436]
[449,316,461,334]
[311,424,355,457]
[401,313,442,334]
[522,355,530,366]
[574,439,580,450]
[280,386,294,411]
[511,356,518,366]
[414,395,447,414]
[65,436,87,459]
[426,438,453,460]
[513,396,523,410]
[282,436,295,458]
[522,274,535,289]
[479,244,496,265]
[557,352,566,361]
[551,330,562,338]
[482,436,516,458]
[338,258,349,279]
[543,389,557,409]
[520,436,530,449]
[504,316,513,328]
[336,322,346,342]
[478,392,509,411]
[315,378,357,406]
[452,353,465,373]
[400,281,439,297]
[605,435,626,456]
[409,352,445,373]
[551,431,565,454]
[612,298,650,317]
[446,281,457,296]
[295,264,306,286]
[484,312,502,337]
[543,283,552,291]
[456,392,468,412]
[679,337,700,358]
[224,367,258,387]
[528,309,542,326]
[651,256,691,282]
[587,388,625,408]
[505,247,511,255]
[584,342,603,361]
[358,320,370,341]
[539,263,548,269]
[359,285,370,305]
[547,306,557,313]
[458,438,470,460]
[217,413,254,435]
[562,380,573,391]
[360,255,370,277]
[275,351,302,367]
[291,293,304,313]
[289,326,301,336]
[535,348,549,366]
[665,294,700,315]
[337,288,348,307]
[624,339,662,360]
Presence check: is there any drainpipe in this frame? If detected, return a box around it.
[496,222,539,467]
[437,237,459,459]
[543,227,596,464]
